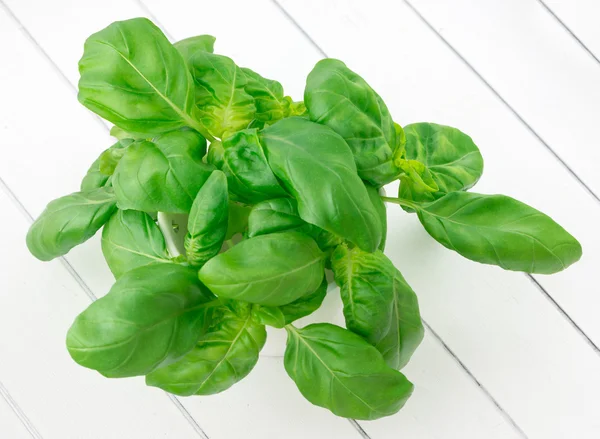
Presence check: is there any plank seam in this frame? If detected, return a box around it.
[535,0,600,65]
[0,379,43,439]
[271,2,528,437]
[422,323,528,439]
[527,274,600,354]
[399,0,600,206]
[0,3,210,436]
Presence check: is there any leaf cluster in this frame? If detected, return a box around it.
[26,18,581,420]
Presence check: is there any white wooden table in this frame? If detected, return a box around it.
[1,1,599,438]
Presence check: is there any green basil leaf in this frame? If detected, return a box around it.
[397,159,439,199]
[305,59,399,186]
[278,276,328,324]
[67,264,216,377]
[225,201,251,240]
[26,187,117,261]
[260,117,382,252]
[99,139,133,176]
[206,140,224,169]
[81,152,110,191]
[78,18,205,137]
[189,52,256,138]
[251,305,286,328]
[247,198,305,238]
[199,231,325,306]
[331,245,424,369]
[365,184,387,251]
[284,323,413,420]
[242,67,291,126]
[185,170,229,266]
[412,192,582,274]
[399,123,484,204]
[174,35,216,63]
[288,99,307,117]
[101,209,171,278]
[112,130,213,213]
[109,125,149,141]
[221,129,287,203]
[146,303,266,395]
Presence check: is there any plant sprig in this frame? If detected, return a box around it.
[26,17,582,421]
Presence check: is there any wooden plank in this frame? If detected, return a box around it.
[277,1,600,438]
[541,0,600,60]
[1,0,525,437]
[0,393,31,439]
[0,187,201,438]
[404,0,600,198]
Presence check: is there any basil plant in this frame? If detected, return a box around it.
[26,18,582,421]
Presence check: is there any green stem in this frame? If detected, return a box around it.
[380,196,419,210]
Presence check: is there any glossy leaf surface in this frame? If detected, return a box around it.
[174,35,216,63]
[260,117,382,252]
[189,52,256,138]
[242,67,289,125]
[247,198,305,238]
[199,231,325,306]
[80,151,110,191]
[67,264,216,377]
[146,303,266,395]
[185,170,229,266]
[112,130,213,213]
[253,277,328,328]
[78,18,201,135]
[305,59,399,185]
[399,123,484,203]
[101,209,171,278]
[413,192,582,274]
[331,245,424,369]
[26,187,116,261]
[284,323,413,420]
[221,129,287,203]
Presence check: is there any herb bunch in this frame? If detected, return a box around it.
[26,18,581,420]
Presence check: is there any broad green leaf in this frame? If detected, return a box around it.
[146,303,266,395]
[251,305,286,328]
[185,170,229,266]
[199,231,325,306]
[78,18,209,138]
[26,187,116,261]
[81,152,110,191]
[225,201,251,240]
[365,184,387,251]
[101,209,171,278]
[242,67,290,125]
[260,117,382,252]
[247,198,305,238]
[206,140,224,169]
[189,51,256,138]
[399,123,484,204]
[99,139,133,176]
[246,198,340,252]
[174,35,216,63]
[412,192,582,274]
[221,129,287,203]
[284,323,413,420]
[331,245,424,369]
[67,264,216,377]
[112,129,214,213]
[305,59,400,186]
[253,277,328,328]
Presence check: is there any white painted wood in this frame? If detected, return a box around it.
[541,0,600,59]
[277,1,600,438]
[0,395,31,439]
[404,0,600,198]
[0,188,201,438]
[0,0,531,437]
